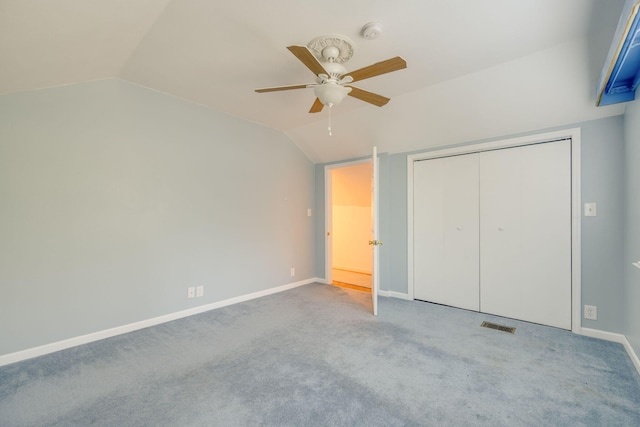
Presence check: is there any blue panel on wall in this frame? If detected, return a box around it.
[597,1,640,106]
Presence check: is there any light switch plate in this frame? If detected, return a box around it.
[584,202,597,217]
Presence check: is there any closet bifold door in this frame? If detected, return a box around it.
[413,153,480,311]
[479,141,571,329]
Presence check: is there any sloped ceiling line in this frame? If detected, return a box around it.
[0,0,629,163]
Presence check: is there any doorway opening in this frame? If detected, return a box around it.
[326,161,373,294]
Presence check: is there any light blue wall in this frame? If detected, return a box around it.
[580,116,625,332]
[0,79,315,355]
[315,116,626,332]
[378,153,392,293]
[387,154,408,295]
[623,98,640,356]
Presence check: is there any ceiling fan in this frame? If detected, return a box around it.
[255,35,407,113]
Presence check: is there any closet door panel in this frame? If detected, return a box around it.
[414,154,479,311]
[479,141,571,329]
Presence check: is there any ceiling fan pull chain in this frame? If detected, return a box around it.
[328,103,333,136]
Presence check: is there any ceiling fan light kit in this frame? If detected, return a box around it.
[313,83,352,107]
[255,32,406,134]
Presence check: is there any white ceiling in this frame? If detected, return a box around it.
[0,0,629,163]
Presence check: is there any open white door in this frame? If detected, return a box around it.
[370,146,380,315]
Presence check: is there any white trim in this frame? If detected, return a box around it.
[623,338,640,376]
[570,130,582,334]
[407,128,581,333]
[324,158,372,287]
[407,129,579,162]
[0,278,321,367]
[407,153,416,301]
[332,266,372,275]
[581,328,640,376]
[378,290,411,300]
[580,327,627,343]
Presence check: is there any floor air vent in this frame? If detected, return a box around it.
[481,321,516,334]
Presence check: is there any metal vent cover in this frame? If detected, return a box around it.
[481,321,516,334]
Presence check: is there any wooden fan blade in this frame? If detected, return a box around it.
[255,84,310,93]
[287,45,329,76]
[347,86,390,107]
[345,57,407,82]
[309,98,324,113]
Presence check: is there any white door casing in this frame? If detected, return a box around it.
[324,158,371,286]
[407,129,581,332]
[324,154,378,316]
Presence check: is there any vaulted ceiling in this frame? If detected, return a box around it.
[0,0,629,162]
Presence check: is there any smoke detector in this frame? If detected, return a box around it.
[361,22,383,40]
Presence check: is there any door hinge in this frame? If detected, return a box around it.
[368,240,383,246]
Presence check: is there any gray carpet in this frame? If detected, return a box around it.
[1,283,639,426]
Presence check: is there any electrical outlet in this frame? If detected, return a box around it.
[187,287,195,299]
[290,267,295,277]
[584,305,597,320]
[196,285,204,298]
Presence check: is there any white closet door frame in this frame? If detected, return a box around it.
[407,128,582,334]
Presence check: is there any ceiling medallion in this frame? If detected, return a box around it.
[307,35,354,64]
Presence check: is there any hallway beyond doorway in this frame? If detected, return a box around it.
[332,268,372,293]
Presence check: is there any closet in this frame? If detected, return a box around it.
[413,140,571,329]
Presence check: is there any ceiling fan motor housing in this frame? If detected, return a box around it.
[322,61,347,79]
[322,46,340,61]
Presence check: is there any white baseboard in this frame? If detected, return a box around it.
[579,327,627,343]
[323,281,411,300]
[623,337,640,376]
[332,266,372,275]
[580,327,640,376]
[10,282,637,378]
[0,278,321,367]
[378,290,411,300]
